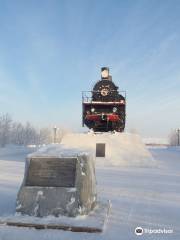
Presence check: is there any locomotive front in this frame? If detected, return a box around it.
[82,67,126,132]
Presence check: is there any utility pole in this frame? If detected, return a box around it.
[53,126,57,143]
[177,128,180,146]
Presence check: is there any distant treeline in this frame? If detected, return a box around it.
[0,113,65,147]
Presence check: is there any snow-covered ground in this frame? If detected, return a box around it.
[0,145,179,239]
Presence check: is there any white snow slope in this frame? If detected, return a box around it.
[0,145,180,239]
[61,132,155,167]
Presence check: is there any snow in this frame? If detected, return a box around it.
[61,132,156,167]
[0,145,38,162]
[0,144,180,239]
[28,144,91,158]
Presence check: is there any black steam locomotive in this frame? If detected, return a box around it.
[82,67,126,132]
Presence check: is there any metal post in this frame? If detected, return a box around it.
[177,128,180,146]
[53,126,57,143]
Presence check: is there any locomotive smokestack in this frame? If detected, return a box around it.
[101,67,112,80]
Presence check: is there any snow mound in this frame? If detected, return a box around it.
[61,132,156,167]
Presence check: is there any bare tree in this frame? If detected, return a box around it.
[0,113,12,147]
[11,122,25,145]
[0,113,62,147]
[38,128,52,145]
[23,122,38,145]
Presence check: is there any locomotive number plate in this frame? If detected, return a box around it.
[26,157,76,187]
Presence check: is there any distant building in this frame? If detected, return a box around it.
[143,138,169,146]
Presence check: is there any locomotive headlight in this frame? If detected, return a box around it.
[91,107,95,112]
[113,107,117,113]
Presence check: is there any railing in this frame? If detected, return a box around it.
[82,90,126,103]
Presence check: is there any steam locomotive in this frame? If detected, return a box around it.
[82,67,126,132]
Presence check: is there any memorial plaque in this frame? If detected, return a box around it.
[96,143,106,157]
[26,157,76,187]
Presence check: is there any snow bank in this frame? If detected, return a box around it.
[0,145,38,161]
[61,132,156,167]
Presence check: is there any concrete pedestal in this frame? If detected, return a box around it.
[61,132,155,167]
[16,146,97,217]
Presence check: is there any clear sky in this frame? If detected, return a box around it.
[0,0,180,137]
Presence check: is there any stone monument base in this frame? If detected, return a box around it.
[16,146,97,217]
[0,201,110,233]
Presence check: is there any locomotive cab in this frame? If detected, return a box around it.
[82,67,126,132]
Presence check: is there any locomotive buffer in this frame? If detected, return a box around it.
[82,67,126,132]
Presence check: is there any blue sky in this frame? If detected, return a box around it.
[0,0,180,137]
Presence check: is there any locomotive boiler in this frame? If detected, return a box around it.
[82,67,126,132]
